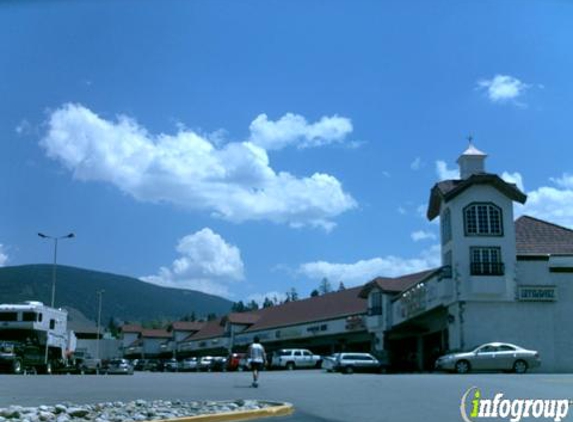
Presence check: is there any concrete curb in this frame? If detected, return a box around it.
[155,402,294,422]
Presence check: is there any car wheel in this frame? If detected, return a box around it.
[513,360,528,374]
[344,366,354,374]
[286,362,295,371]
[12,359,22,375]
[455,360,470,374]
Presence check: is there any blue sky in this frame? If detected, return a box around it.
[2,0,573,302]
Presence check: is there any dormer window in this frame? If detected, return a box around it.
[464,203,503,236]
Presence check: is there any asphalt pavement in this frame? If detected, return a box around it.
[1,370,573,422]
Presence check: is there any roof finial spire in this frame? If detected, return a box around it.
[467,134,473,146]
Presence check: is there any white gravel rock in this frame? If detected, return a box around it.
[0,399,277,422]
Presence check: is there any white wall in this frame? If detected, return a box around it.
[441,185,517,302]
[459,261,573,372]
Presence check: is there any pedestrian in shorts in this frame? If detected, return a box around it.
[248,336,266,388]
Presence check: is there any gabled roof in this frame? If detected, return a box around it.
[427,174,526,220]
[359,269,439,298]
[141,329,172,339]
[243,286,366,332]
[186,317,225,341]
[516,215,573,255]
[170,321,205,332]
[121,324,143,334]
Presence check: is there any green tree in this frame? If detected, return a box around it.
[338,281,346,291]
[231,301,246,313]
[247,300,259,311]
[319,277,332,295]
[286,287,299,302]
[263,297,274,308]
[310,289,320,298]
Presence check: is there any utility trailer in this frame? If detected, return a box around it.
[0,301,76,374]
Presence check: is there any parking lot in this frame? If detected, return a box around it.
[2,370,573,422]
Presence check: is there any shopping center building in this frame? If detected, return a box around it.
[121,144,573,372]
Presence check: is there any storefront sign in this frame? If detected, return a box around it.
[345,316,365,331]
[275,328,302,339]
[400,284,427,318]
[518,286,556,302]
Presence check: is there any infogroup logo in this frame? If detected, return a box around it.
[460,387,571,422]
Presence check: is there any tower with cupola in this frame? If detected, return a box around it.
[428,142,527,302]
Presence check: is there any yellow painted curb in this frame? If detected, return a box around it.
[155,402,294,422]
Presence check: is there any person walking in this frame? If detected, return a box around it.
[247,336,266,388]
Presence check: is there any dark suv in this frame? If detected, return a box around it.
[0,342,53,374]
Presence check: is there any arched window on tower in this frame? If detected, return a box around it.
[464,203,503,236]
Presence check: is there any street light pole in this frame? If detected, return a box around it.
[38,232,75,308]
[38,232,74,366]
[96,289,104,363]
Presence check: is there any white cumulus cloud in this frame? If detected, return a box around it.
[40,104,356,230]
[501,171,525,191]
[436,160,459,180]
[477,75,531,105]
[517,175,573,229]
[298,245,441,287]
[549,174,573,190]
[249,113,352,150]
[411,230,437,242]
[410,157,422,170]
[245,291,288,307]
[141,228,244,297]
[0,244,8,266]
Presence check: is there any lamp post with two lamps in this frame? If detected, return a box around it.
[37,232,75,367]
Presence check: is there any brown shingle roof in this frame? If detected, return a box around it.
[187,318,225,341]
[516,215,573,255]
[428,174,526,220]
[243,286,366,332]
[121,324,143,334]
[171,321,205,332]
[141,329,172,339]
[225,313,261,325]
[359,269,439,298]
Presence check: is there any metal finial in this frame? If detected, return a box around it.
[467,135,473,145]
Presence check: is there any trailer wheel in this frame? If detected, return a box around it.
[38,362,53,375]
[12,359,22,375]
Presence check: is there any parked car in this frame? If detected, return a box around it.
[226,353,246,371]
[434,342,541,374]
[104,358,134,375]
[328,353,384,374]
[197,356,214,371]
[209,356,227,372]
[321,353,341,372]
[134,359,158,371]
[271,349,322,370]
[180,357,198,372]
[159,358,179,372]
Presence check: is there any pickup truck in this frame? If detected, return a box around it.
[270,348,322,370]
[74,351,102,374]
[0,342,55,374]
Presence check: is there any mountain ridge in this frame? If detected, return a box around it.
[0,264,233,324]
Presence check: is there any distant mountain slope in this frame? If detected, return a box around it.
[0,265,233,323]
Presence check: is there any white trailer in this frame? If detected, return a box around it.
[0,301,76,373]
